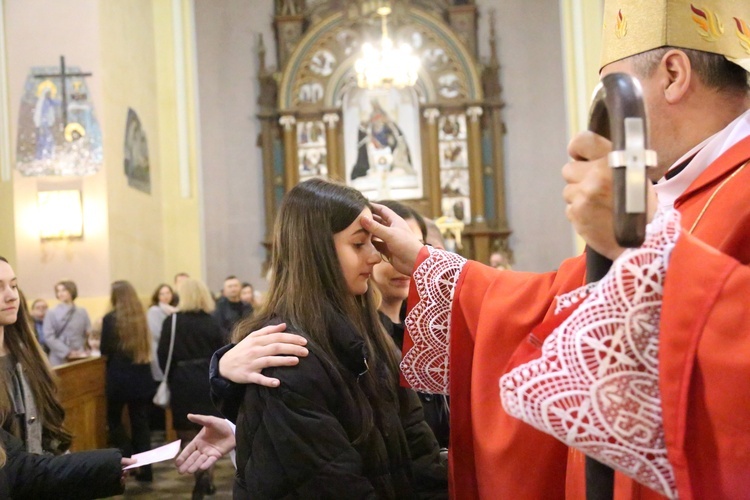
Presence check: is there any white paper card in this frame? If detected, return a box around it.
[123,439,181,470]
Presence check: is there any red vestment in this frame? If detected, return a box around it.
[402,134,750,499]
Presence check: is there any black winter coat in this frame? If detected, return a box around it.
[0,427,124,499]
[212,315,447,499]
[158,311,224,429]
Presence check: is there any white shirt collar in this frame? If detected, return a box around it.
[654,109,750,211]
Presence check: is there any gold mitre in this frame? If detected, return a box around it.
[600,0,750,72]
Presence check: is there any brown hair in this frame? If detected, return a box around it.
[110,281,151,364]
[54,280,78,301]
[631,47,750,95]
[0,257,72,454]
[234,179,400,444]
[150,283,176,307]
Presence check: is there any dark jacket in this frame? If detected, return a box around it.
[158,311,224,429]
[379,313,450,449]
[211,297,252,341]
[100,312,156,402]
[0,427,124,499]
[212,315,447,499]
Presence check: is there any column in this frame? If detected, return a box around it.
[279,114,297,191]
[322,112,341,180]
[422,107,441,217]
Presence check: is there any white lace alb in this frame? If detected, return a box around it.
[401,247,467,395]
[500,209,682,499]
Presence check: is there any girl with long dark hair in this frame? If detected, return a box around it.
[225,179,446,498]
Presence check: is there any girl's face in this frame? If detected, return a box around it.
[0,261,19,327]
[333,208,382,296]
[371,218,424,303]
[55,284,72,303]
[158,286,173,305]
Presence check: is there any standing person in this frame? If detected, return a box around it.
[216,179,446,498]
[146,283,177,382]
[158,278,224,498]
[100,280,156,483]
[212,276,252,341]
[29,298,48,350]
[0,257,72,455]
[360,1,750,497]
[372,200,449,449]
[239,282,256,309]
[43,280,91,366]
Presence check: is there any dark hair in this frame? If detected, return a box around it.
[150,283,176,307]
[110,281,151,364]
[0,257,72,454]
[54,280,77,301]
[224,275,239,282]
[235,179,400,443]
[377,199,428,240]
[631,47,750,95]
[241,282,253,289]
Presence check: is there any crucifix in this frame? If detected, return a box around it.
[34,55,92,127]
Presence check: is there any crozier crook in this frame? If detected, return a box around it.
[584,73,657,499]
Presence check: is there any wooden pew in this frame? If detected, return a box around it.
[54,356,107,451]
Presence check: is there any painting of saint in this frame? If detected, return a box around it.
[15,65,103,176]
[343,88,422,200]
[124,108,151,193]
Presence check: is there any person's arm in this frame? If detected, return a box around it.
[43,310,71,361]
[175,414,236,474]
[99,314,116,357]
[2,428,126,499]
[657,224,750,497]
[209,323,308,421]
[157,314,173,372]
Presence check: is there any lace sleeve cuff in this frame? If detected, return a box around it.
[401,247,468,395]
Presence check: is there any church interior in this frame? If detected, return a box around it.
[0,0,608,496]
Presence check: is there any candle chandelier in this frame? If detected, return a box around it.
[354,4,420,89]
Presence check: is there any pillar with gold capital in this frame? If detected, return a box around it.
[279,114,298,191]
[466,105,486,226]
[322,112,342,180]
[422,107,441,218]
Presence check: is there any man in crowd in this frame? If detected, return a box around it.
[212,276,253,341]
[361,0,750,498]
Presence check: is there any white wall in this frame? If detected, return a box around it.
[476,0,576,271]
[194,0,276,292]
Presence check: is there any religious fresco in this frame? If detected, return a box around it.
[124,108,151,194]
[15,60,102,176]
[343,87,422,200]
[297,120,328,179]
[438,113,471,223]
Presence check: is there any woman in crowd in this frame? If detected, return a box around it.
[0,257,130,498]
[147,283,177,382]
[158,278,224,498]
[100,280,155,482]
[43,279,91,366]
[0,257,72,455]
[219,179,446,497]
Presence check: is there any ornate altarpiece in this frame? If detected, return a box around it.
[257,0,511,265]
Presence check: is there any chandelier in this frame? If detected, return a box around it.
[355,5,420,89]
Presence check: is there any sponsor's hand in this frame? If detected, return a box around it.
[219,323,308,386]
[175,414,236,474]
